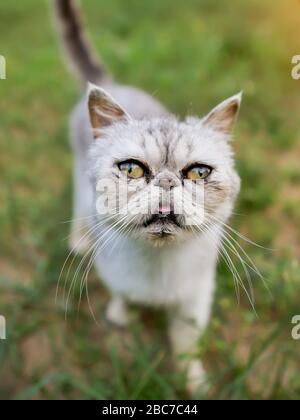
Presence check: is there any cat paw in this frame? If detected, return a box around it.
[186,360,208,396]
[106,297,131,328]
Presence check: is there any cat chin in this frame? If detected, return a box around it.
[140,225,190,247]
[146,233,178,247]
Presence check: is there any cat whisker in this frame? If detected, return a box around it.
[60,211,121,311]
[203,222,256,312]
[219,233,255,304]
[77,215,135,312]
[189,216,243,305]
[181,196,257,310]
[61,212,119,298]
[59,214,98,225]
[57,219,104,305]
[208,213,273,251]
[206,213,272,297]
[65,212,130,317]
[77,214,140,318]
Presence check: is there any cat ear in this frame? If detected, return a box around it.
[202,92,242,135]
[87,83,130,139]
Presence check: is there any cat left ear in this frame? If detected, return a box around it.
[202,92,242,135]
[87,83,130,139]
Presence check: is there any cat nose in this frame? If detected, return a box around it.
[156,177,177,190]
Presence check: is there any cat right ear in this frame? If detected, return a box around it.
[202,92,242,135]
[87,83,130,139]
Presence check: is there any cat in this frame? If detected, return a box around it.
[53,0,241,394]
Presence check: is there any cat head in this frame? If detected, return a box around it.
[87,83,241,246]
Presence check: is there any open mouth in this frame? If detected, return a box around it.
[143,212,182,229]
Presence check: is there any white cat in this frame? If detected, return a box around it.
[54,0,241,394]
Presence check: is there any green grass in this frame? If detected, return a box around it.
[0,0,300,400]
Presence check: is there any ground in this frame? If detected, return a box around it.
[0,0,300,399]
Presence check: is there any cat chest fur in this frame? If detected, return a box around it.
[94,232,219,306]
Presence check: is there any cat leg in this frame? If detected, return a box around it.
[106,295,131,328]
[69,154,94,255]
[168,278,214,395]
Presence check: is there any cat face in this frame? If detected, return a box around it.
[87,85,241,245]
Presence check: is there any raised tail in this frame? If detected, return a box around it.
[52,0,109,85]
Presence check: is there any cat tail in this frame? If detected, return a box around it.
[52,0,110,85]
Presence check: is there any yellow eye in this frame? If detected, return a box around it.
[186,165,212,181]
[119,161,145,179]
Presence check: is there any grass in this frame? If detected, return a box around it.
[0,0,300,400]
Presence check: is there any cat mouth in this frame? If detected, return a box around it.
[143,212,182,231]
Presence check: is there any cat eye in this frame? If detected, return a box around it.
[118,160,145,179]
[185,164,212,181]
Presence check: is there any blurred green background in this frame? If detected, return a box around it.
[0,0,300,400]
